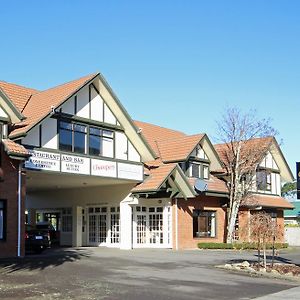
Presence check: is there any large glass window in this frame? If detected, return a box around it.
[0,200,6,240]
[256,170,271,191]
[59,121,114,158]
[193,210,216,238]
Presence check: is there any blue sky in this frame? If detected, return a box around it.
[0,1,299,177]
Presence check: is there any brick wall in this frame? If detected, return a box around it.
[0,148,26,258]
[238,209,285,243]
[172,195,227,249]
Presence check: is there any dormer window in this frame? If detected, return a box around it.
[189,162,209,180]
[256,170,271,191]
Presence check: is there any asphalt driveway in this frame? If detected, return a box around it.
[0,247,299,300]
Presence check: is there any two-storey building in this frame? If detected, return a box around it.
[0,72,294,256]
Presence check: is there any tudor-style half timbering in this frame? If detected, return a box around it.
[253,151,281,196]
[21,83,141,164]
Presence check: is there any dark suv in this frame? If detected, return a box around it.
[25,225,51,254]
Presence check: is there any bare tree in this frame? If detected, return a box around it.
[216,107,277,243]
[250,211,281,269]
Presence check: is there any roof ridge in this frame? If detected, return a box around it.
[134,120,186,135]
[156,133,205,143]
[0,80,39,92]
[214,136,274,147]
[38,72,99,94]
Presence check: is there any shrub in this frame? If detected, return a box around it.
[197,242,288,250]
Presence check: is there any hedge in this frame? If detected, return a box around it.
[197,242,288,250]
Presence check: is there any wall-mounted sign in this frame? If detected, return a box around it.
[118,162,143,181]
[91,159,117,177]
[24,149,143,182]
[25,150,60,172]
[297,162,300,200]
[61,154,90,175]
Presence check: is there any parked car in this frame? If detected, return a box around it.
[36,222,59,244]
[25,225,51,254]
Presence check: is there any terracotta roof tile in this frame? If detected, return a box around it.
[134,120,186,156]
[2,139,29,157]
[9,73,98,137]
[241,194,294,209]
[132,164,176,193]
[214,137,273,169]
[157,134,204,162]
[188,175,228,194]
[0,81,38,112]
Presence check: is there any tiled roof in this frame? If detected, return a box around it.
[188,175,228,194]
[0,80,39,112]
[9,73,98,137]
[157,134,204,162]
[132,164,176,193]
[215,137,273,169]
[2,139,29,157]
[134,120,186,156]
[241,194,294,209]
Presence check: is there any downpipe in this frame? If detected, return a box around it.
[17,162,22,257]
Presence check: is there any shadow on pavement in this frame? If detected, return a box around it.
[0,247,91,273]
[227,254,299,266]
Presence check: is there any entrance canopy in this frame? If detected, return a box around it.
[26,169,138,192]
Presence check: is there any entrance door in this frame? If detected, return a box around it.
[133,205,171,248]
[88,207,107,246]
[87,206,120,246]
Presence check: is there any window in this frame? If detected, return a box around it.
[62,208,72,232]
[256,170,271,191]
[59,121,87,154]
[59,121,115,157]
[189,162,209,179]
[89,127,114,158]
[0,200,6,240]
[193,210,216,238]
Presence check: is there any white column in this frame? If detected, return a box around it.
[120,194,136,250]
[72,206,82,247]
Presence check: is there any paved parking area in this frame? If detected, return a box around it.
[0,247,299,299]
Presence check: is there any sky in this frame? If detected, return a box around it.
[0,0,299,178]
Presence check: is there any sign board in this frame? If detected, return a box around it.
[24,149,142,181]
[91,159,117,178]
[25,150,60,172]
[61,154,90,175]
[118,162,143,181]
[297,162,300,200]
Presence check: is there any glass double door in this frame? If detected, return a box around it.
[133,206,171,248]
[88,206,120,246]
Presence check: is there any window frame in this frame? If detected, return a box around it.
[193,210,216,238]
[58,119,115,158]
[188,161,210,180]
[256,169,272,192]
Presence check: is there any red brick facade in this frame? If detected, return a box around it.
[0,147,26,258]
[172,196,227,249]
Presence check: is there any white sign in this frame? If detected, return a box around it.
[25,150,60,172]
[91,159,117,178]
[118,163,143,181]
[61,154,90,175]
